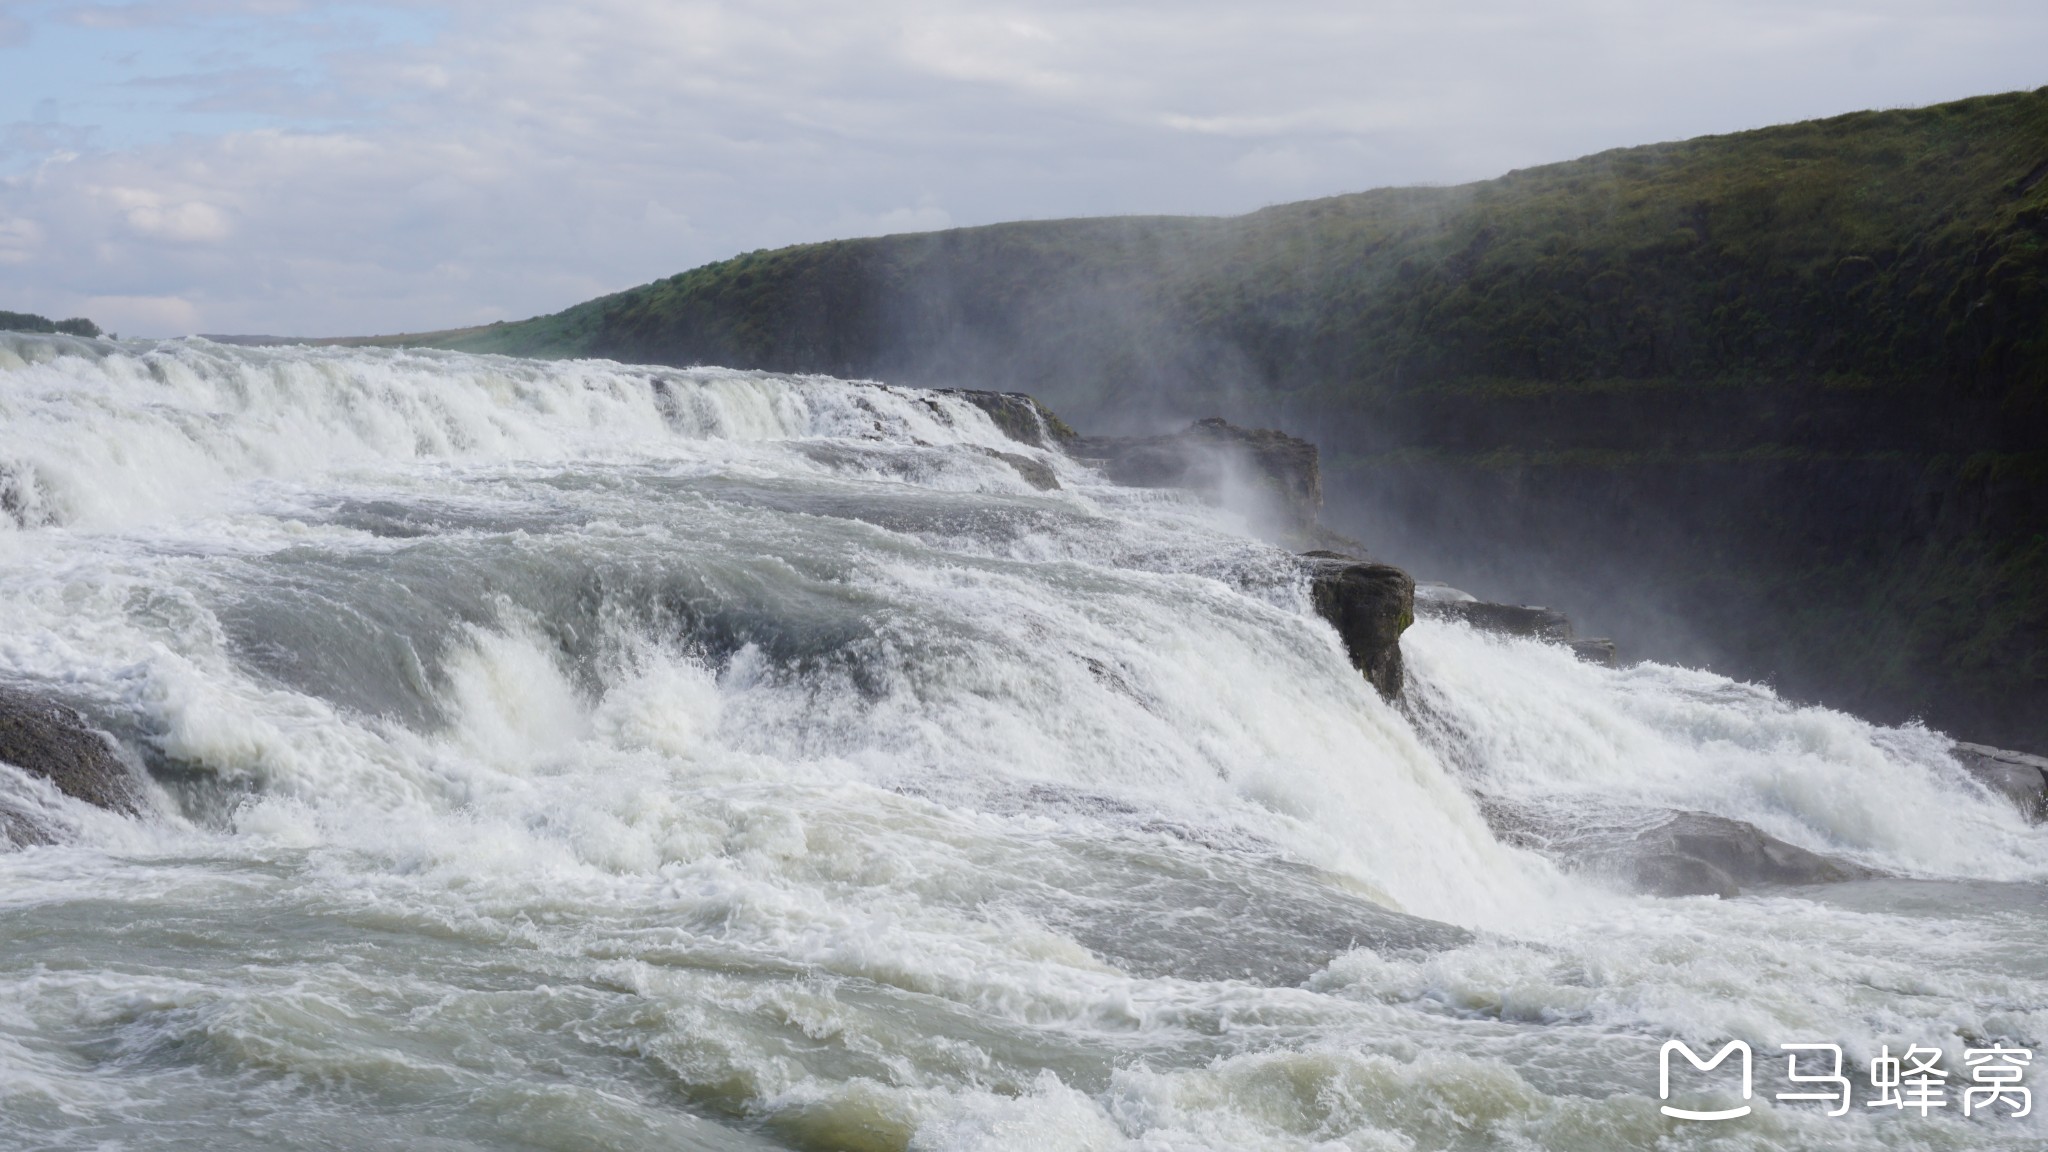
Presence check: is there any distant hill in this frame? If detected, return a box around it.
[369,88,2048,750]
[0,311,101,338]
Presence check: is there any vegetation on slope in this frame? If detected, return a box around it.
[397,89,2048,749]
[0,311,103,338]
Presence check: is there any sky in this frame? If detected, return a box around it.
[0,1,2043,338]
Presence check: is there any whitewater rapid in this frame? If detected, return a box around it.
[0,333,2042,1151]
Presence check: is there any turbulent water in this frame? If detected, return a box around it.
[1,333,2044,1151]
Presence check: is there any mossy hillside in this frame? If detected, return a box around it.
[0,311,103,338]
[1212,93,2048,415]
[432,89,2048,428]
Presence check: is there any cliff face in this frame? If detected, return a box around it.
[413,89,2048,750]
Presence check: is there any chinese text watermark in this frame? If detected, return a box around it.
[1658,1041,2032,1121]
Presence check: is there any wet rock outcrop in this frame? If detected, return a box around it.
[1568,638,1618,665]
[1415,583,1618,666]
[1482,797,1876,898]
[1954,742,2048,823]
[1035,407,1408,699]
[1071,419,1323,539]
[1423,600,1572,642]
[1303,553,1414,702]
[979,448,1060,491]
[0,687,145,840]
[941,389,1076,449]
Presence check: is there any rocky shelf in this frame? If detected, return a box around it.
[0,686,147,845]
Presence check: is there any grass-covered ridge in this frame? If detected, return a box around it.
[418,88,2047,419]
[0,311,102,338]
[384,89,2048,749]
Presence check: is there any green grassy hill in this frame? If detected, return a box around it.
[0,311,102,338]
[396,88,2048,750]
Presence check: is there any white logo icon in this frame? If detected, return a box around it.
[1660,1040,1753,1120]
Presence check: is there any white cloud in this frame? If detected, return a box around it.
[834,200,955,238]
[898,11,1086,96]
[0,216,40,265]
[99,187,232,242]
[1231,144,1325,189]
[0,0,2043,335]
[84,293,200,334]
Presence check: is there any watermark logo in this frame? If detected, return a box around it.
[1659,1040,1752,1120]
[1868,1044,1948,1115]
[1778,1043,1851,1117]
[1657,1040,2034,1121]
[1963,1046,2033,1117]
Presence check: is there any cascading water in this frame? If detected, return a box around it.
[1,333,2042,1151]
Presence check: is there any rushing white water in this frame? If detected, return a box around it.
[1,333,2043,1151]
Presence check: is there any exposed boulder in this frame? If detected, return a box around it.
[1302,553,1414,701]
[940,389,1076,449]
[0,686,145,824]
[1058,863,1472,985]
[1569,638,1619,667]
[1183,419,1320,529]
[1481,797,1876,897]
[1953,742,2048,823]
[1416,587,1618,665]
[1624,810,1876,896]
[1414,581,1476,605]
[1071,418,1322,538]
[979,448,1060,491]
[1418,598,1571,641]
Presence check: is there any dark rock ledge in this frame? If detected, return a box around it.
[0,685,146,844]
[930,390,1070,490]
[1415,583,1618,667]
[1067,418,1324,541]
[1481,797,1878,898]
[1953,742,2048,824]
[1301,552,1413,702]
[941,389,1077,450]
[955,398,1607,697]
[959,398,1615,680]
[978,448,1060,491]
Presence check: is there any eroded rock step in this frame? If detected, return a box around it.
[1301,552,1414,701]
[0,685,147,846]
[1416,583,1618,666]
[1953,742,2048,823]
[1070,418,1323,540]
[1480,796,1878,898]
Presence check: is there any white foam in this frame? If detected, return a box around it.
[1405,618,2048,880]
[0,336,1059,532]
[4,340,2044,1150]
